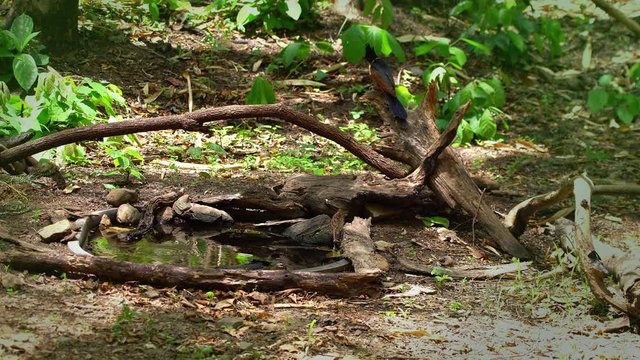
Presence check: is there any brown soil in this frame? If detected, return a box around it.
[1,1,639,359]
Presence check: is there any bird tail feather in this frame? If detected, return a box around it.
[385,94,408,128]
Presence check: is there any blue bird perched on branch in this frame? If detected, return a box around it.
[365,46,408,128]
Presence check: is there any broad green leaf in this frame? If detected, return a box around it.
[598,74,613,86]
[461,38,491,55]
[285,0,302,20]
[395,85,413,108]
[148,3,160,21]
[236,5,259,31]
[421,216,450,228]
[10,14,34,51]
[13,53,37,90]
[380,0,394,29]
[629,63,640,82]
[448,46,467,67]
[341,25,366,63]
[471,109,497,139]
[363,0,376,15]
[414,41,446,56]
[280,42,310,68]
[486,77,505,107]
[367,26,405,62]
[246,76,276,104]
[616,106,634,125]
[587,88,608,113]
[314,40,334,54]
[506,30,525,52]
[455,119,474,145]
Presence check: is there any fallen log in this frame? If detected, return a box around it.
[0,250,382,297]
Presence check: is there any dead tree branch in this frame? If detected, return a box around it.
[0,104,406,179]
[591,0,640,37]
[0,250,382,297]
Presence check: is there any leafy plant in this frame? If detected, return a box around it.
[341,24,405,64]
[101,140,145,181]
[0,14,49,91]
[434,76,507,145]
[452,0,564,65]
[144,0,191,21]
[208,0,315,32]
[587,70,640,125]
[0,69,128,138]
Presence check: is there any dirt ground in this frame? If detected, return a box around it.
[1,0,640,359]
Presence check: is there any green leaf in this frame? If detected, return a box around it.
[148,3,160,21]
[471,109,497,140]
[587,88,609,113]
[455,119,474,145]
[486,77,505,107]
[461,38,491,55]
[448,46,467,67]
[246,76,276,104]
[314,41,334,54]
[285,0,302,20]
[341,25,366,64]
[414,41,446,56]
[380,0,394,29]
[395,85,413,108]
[421,216,450,228]
[363,0,376,16]
[506,30,525,52]
[450,0,472,16]
[616,106,634,125]
[280,42,310,68]
[13,53,37,90]
[598,74,613,86]
[236,5,259,31]
[10,14,34,51]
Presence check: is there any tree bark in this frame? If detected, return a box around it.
[7,0,79,52]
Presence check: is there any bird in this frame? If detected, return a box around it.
[365,46,408,128]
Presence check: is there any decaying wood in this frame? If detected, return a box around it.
[370,83,530,258]
[505,181,574,237]
[126,190,183,241]
[340,217,388,273]
[506,181,640,237]
[198,188,306,222]
[554,218,639,318]
[573,175,636,318]
[0,227,50,253]
[590,0,640,38]
[0,104,405,179]
[0,250,381,297]
[396,256,532,280]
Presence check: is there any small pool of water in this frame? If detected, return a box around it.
[89,226,334,270]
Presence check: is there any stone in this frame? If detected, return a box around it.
[158,206,174,224]
[37,219,72,243]
[216,317,244,329]
[172,194,192,215]
[374,240,394,252]
[106,188,138,206]
[1,273,24,289]
[116,204,141,225]
[50,209,68,223]
[186,204,233,224]
[99,214,112,229]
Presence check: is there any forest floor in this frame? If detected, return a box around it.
[1,1,640,359]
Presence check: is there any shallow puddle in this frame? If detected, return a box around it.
[89,225,334,270]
